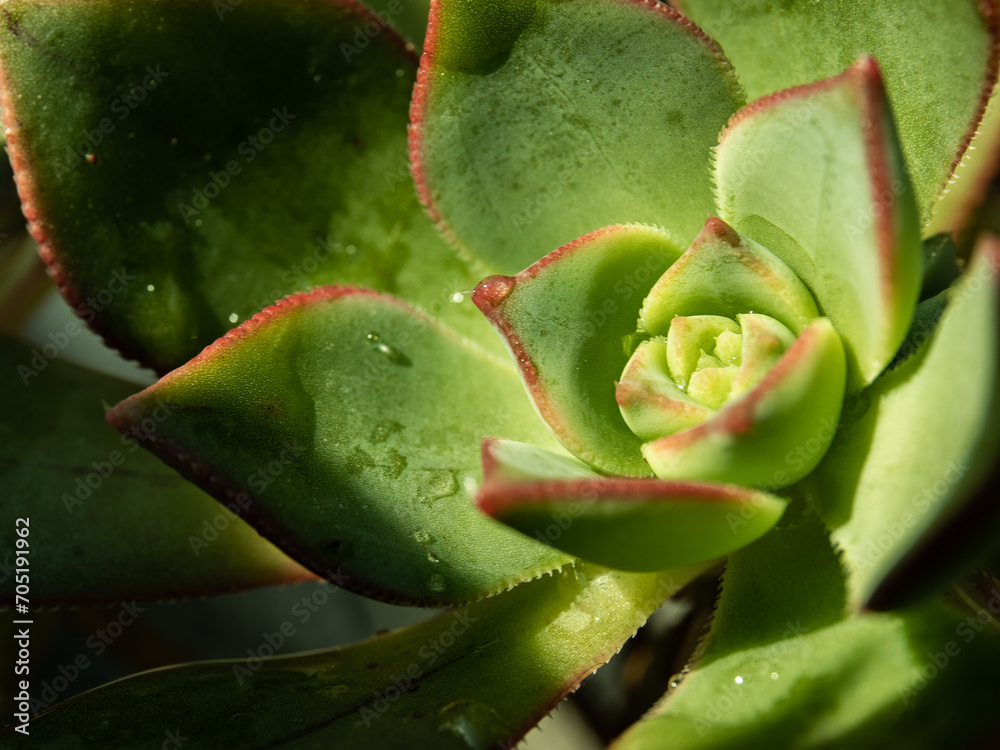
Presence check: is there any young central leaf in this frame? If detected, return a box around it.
[620,311,796,438]
[619,218,846,488]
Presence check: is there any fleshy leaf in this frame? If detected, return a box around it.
[639,217,819,337]
[0,0,494,373]
[0,337,311,606]
[411,0,745,274]
[679,0,1000,223]
[927,82,1000,237]
[12,562,704,749]
[107,287,572,606]
[641,318,845,489]
[472,224,683,477]
[477,439,787,572]
[714,59,923,388]
[613,508,1000,749]
[809,236,1000,610]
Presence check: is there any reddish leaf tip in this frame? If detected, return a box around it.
[699,216,741,246]
[473,275,517,312]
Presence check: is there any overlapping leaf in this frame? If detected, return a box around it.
[107,287,573,606]
[7,562,704,749]
[0,338,311,605]
[473,224,682,476]
[477,439,787,572]
[0,0,493,373]
[809,237,1000,610]
[613,509,1000,749]
[680,0,1000,223]
[715,59,923,388]
[411,0,745,274]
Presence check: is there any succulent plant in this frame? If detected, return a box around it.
[2,0,1000,747]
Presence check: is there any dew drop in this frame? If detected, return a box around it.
[395,68,405,78]
[449,291,464,303]
[346,244,357,254]
[228,313,239,323]
[734,675,744,685]
[427,552,440,564]
[437,701,506,748]
[146,284,155,292]
[366,332,412,366]
[770,672,779,680]
[428,574,445,592]
[419,471,458,502]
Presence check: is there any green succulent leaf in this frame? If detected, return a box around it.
[640,317,845,489]
[106,287,572,606]
[11,562,702,749]
[714,59,923,389]
[0,0,493,374]
[638,217,819,337]
[477,439,788,572]
[809,236,1000,610]
[679,0,1000,224]
[411,0,745,274]
[0,337,311,606]
[614,509,1000,749]
[472,224,684,477]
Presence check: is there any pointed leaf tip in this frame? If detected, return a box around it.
[477,439,788,571]
[473,275,517,311]
[107,288,573,606]
[715,59,922,388]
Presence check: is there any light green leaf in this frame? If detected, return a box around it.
[13,562,703,749]
[614,509,1000,749]
[0,0,493,373]
[107,287,571,606]
[714,59,923,388]
[638,217,819,337]
[472,224,683,477]
[477,440,788,572]
[809,236,1000,610]
[679,0,1000,223]
[411,0,745,274]
[641,318,845,489]
[0,338,310,605]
